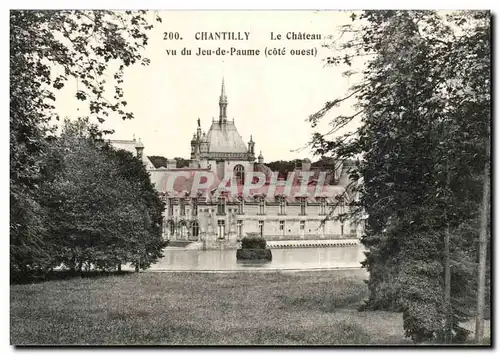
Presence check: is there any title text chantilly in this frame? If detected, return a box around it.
[195,32,250,40]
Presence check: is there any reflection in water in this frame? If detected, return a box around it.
[150,246,365,270]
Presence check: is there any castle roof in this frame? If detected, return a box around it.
[206,120,248,154]
[108,138,155,170]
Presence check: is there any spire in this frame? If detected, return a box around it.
[219,77,227,123]
[196,117,202,138]
[220,77,226,100]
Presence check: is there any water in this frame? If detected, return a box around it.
[149,245,366,271]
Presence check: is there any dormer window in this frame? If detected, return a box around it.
[234,164,245,184]
[258,196,265,215]
[180,198,186,216]
[237,197,244,214]
[278,196,286,215]
[217,196,226,215]
[319,197,327,215]
[192,198,198,217]
[299,198,307,216]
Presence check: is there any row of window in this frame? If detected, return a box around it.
[168,197,333,216]
[169,198,198,217]
[166,218,349,240]
[166,220,200,237]
[236,220,345,237]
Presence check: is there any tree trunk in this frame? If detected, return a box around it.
[443,162,452,343]
[475,139,490,343]
[117,263,121,272]
[70,255,76,273]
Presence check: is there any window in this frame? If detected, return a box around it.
[192,220,199,238]
[279,220,285,235]
[278,196,286,215]
[168,198,174,216]
[180,198,186,216]
[258,220,264,237]
[300,198,307,216]
[258,197,265,215]
[179,221,187,239]
[217,197,226,215]
[192,198,198,217]
[320,198,327,215]
[217,220,225,239]
[169,220,175,235]
[234,164,245,184]
[300,221,305,230]
[237,220,243,237]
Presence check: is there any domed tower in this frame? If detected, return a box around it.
[200,132,209,154]
[258,151,264,164]
[190,133,198,159]
[204,78,258,162]
[248,135,255,158]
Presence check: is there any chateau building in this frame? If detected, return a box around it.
[111,79,359,248]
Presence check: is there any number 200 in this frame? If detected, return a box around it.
[163,32,181,40]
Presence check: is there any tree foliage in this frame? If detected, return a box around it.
[310,10,490,343]
[39,118,166,273]
[148,156,190,169]
[10,10,163,277]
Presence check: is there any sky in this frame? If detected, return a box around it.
[53,10,364,162]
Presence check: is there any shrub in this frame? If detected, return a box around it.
[236,249,272,261]
[241,236,267,249]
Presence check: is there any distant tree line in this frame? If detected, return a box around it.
[266,158,337,178]
[148,156,190,169]
[148,157,335,178]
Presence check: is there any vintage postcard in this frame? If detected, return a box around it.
[10,9,491,346]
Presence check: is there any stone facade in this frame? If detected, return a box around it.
[163,197,358,248]
[111,78,362,248]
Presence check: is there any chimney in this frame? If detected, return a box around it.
[134,138,144,159]
[301,158,311,171]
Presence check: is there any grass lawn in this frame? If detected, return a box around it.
[11,269,412,345]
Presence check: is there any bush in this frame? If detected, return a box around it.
[241,236,267,249]
[236,248,272,261]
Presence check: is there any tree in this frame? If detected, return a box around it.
[309,10,490,343]
[41,118,166,272]
[109,148,167,270]
[266,159,303,177]
[149,155,168,168]
[10,10,160,274]
[148,156,190,169]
